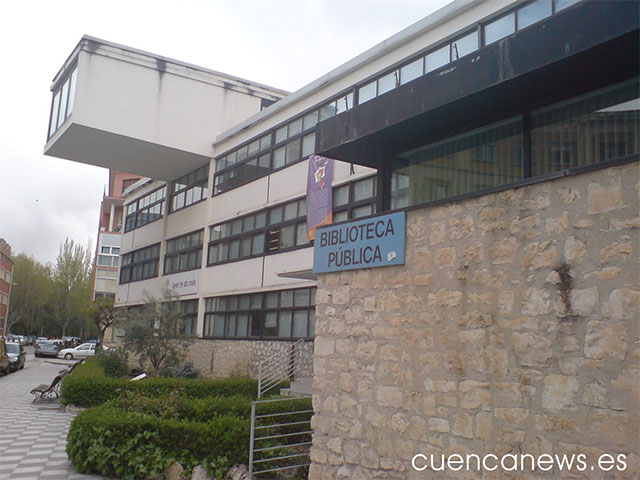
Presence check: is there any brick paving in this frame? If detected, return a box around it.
[0,351,108,480]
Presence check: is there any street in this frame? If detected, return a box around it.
[0,347,107,480]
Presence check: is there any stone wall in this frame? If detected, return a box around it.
[188,338,314,378]
[309,162,639,479]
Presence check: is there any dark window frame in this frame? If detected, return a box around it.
[119,243,160,284]
[124,185,167,232]
[202,287,316,340]
[170,165,209,214]
[164,230,204,275]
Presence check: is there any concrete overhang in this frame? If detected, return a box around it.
[44,36,288,181]
[316,1,640,167]
[101,195,124,215]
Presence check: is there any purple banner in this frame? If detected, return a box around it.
[306,154,334,241]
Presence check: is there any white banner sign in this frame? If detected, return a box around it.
[164,270,199,296]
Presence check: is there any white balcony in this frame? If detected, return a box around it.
[44,36,287,181]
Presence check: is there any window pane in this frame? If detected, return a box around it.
[264,312,277,337]
[485,13,515,45]
[302,133,315,158]
[255,211,266,228]
[451,31,478,60]
[425,45,450,73]
[309,310,316,337]
[273,147,286,169]
[518,0,551,30]
[237,314,248,337]
[319,103,336,121]
[352,205,373,218]
[400,58,423,85]
[213,315,225,336]
[555,0,580,11]
[278,311,292,338]
[249,312,262,337]
[266,291,279,308]
[294,288,310,306]
[288,118,303,137]
[239,294,250,310]
[303,111,318,130]
[296,222,308,246]
[333,184,349,207]
[358,81,377,104]
[293,311,308,338]
[284,202,298,220]
[67,69,78,116]
[275,126,287,144]
[281,290,293,307]
[252,233,265,255]
[270,206,283,224]
[334,210,348,223]
[280,224,295,248]
[285,139,301,164]
[49,91,61,136]
[248,140,260,156]
[260,134,272,151]
[378,71,398,96]
[336,93,353,114]
[354,177,374,201]
[58,79,70,127]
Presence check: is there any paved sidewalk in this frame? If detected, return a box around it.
[0,355,107,480]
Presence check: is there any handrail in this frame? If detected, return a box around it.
[257,338,304,399]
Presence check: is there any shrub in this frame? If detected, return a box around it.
[67,405,249,479]
[96,348,129,378]
[60,369,283,406]
[160,361,200,379]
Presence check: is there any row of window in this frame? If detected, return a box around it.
[213,91,355,195]
[203,287,316,340]
[124,186,167,232]
[358,0,582,107]
[48,66,78,139]
[170,165,209,213]
[391,78,639,209]
[0,266,11,284]
[119,243,160,284]
[164,230,204,275]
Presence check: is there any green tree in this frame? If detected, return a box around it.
[89,296,121,351]
[121,291,194,376]
[52,239,92,338]
[6,254,54,335]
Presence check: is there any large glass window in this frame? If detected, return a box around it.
[392,118,523,207]
[484,13,515,45]
[170,166,208,213]
[203,287,316,340]
[124,186,167,232]
[518,0,552,30]
[48,66,78,139]
[164,230,203,275]
[119,244,160,284]
[531,79,639,176]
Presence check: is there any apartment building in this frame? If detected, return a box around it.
[0,239,14,337]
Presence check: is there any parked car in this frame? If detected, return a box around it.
[57,343,97,360]
[34,341,60,358]
[6,342,26,371]
[0,339,10,375]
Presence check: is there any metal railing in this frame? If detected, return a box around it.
[257,338,304,399]
[249,396,313,479]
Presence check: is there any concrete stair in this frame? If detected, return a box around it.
[281,376,313,396]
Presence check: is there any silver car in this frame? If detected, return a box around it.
[57,342,97,360]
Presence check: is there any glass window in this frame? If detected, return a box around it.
[354,177,374,201]
[288,118,303,137]
[275,126,288,144]
[278,311,292,337]
[555,0,581,11]
[303,111,318,130]
[378,71,398,96]
[273,147,286,169]
[352,205,373,218]
[531,79,639,176]
[264,312,277,337]
[425,45,450,73]
[58,79,70,128]
[67,69,78,117]
[336,93,353,114]
[358,81,377,105]
[333,184,349,207]
[517,0,552,30]
[451,31,478,60]
[485,13,515,45]
[293,310,308,338]
[302,133,315,158]
[285,139,301,164]
[49,91,61,137]
[392,117,524,207]
[401,58,423,85]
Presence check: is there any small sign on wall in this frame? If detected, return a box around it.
[313,212,406,274]
[164,270,198,296]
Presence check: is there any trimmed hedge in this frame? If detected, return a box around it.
[67,405,249,479]
[61,357,289,407]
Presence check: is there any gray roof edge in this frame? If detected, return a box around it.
[51,34,290,97]
[214,0,479,146]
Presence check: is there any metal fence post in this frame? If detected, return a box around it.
[257,363,262,399]
[249,401,256,479]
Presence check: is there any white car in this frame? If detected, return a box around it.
[57,342,97,360]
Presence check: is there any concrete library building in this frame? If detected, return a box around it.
[45,0,638,477]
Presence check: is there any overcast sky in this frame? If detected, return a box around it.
[0,0,452,266]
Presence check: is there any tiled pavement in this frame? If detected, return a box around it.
[0,353,108,480]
